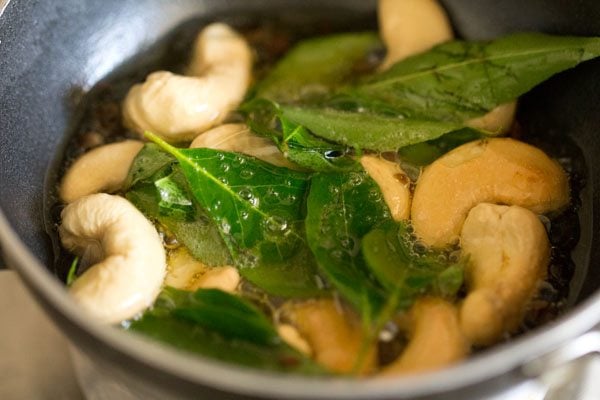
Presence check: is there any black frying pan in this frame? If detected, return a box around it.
[1,1,600,399]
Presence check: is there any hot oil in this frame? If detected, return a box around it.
[49,9,378,282]
[49,9,588,371]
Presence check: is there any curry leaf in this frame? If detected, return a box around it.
[397,128,486,166]
[361,222,465,304]
[123,143,175,190]
[342,33,600,121]
[125,145,231,266]
[145,132,322,297]
[128,287,324,374]
[279,116,360,172]
[271,34,600,152]
[252,32,382,103]
[66,256,79,286]
[305,171,392,315]
[242,99,359,172]
[281,105,461,151]
[154,173,195,220]
[152,288,279,346]
[126,182,232,266]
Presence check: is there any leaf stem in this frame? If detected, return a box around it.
[66,256,79,286]
[144,131,186,160]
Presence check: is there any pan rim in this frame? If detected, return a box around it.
[1,0,600,397]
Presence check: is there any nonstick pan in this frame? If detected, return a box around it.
[1,1,600,399]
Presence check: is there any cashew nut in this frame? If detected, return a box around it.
[378,0,516,132]
[411,138,569,247]
[466,101,517,135]
[190,123,297,169]
[189,267,240,293]
[381,297,469,376]
[378,0,453,70]
[59,140,144,203]
[123,23,252,142]
[277,324,312,356]
[459,203,550,345]
[360,155,411,221]
[286,299,376,374]
[59,193,166,323]
[165,247,239,293]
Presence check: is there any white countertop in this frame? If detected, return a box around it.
[0,270,83,400]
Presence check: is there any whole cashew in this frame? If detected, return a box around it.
[59,193,166,323]
[378,0,453,70]
[411,138,569,247]
[165,247,239,293]
[189,123,297,169]
[459,203,550,345]
[378,0,516,133]
[123,23,252,142]
[59,140,144,203]
[381,297,469,376]
[286,299,376,374]
[360,155,411,221]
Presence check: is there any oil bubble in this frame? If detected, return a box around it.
[240,169,254,179]
[330,249,344,260]
[238,187,254,201]
[280,194,297,205]
[220,219,231,234]
[237,252,258,269]
[348,172,364,187]
[219,163,230,172]
[368,189,381,201]
[265,215,289,234]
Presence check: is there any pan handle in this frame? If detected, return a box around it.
[522,330,600,400]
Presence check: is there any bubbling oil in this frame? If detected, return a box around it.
[49,12,585,372]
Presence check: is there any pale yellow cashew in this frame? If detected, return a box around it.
[411,138,569,247]
[123,23,252,142]
[189,267,239,292]
[59,194,166,323]
[360,155,411,221]
[459,203,550,345]
[59,140,144,203]
[378,0,453,70]
[276,324,312,356]
[189,123,297,169]
[467,101,517,135]
[381,297,469,376]
[378,0,516,133]
[286,299,376,374]
[165,247,239,293]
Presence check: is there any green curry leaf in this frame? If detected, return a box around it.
[278,116,360,172]
[252,32,382,103]
[280,105,462,151]
[342,33,600,121]
[123,143,175,190]
[397,128,486,166]
[125,145,232,266]
[242,99,359,172]
[305,171,392,316]
[145,132,322,297]
[361,222,465,304]
[256,33,600,152]
[128,287,325,374]
[154,173,195,220]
